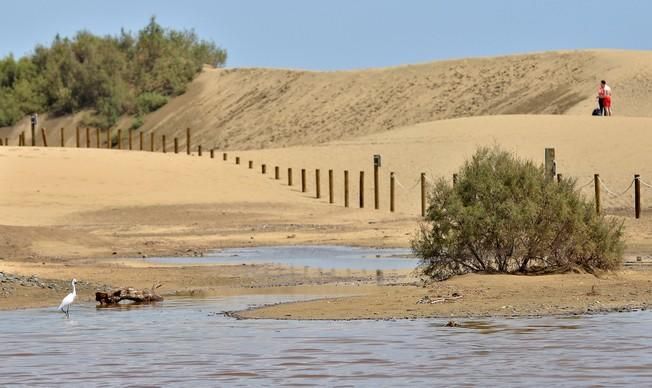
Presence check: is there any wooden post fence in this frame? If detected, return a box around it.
[249,160,253,169]
[635,174,641,219]
[236,156,240,165]
[359,171,365,208]
[117,130,122,150]
[76,128,80,148]
[301,169,306,192]
[315,169,321,199]
[262,164,267,174]
[139,132,143,151]
[198,145,202,156]
[344,170,349,207]
[210,149,214,159]
[96,128,100,148]
[128,130,133,150]
[421,172,426,217]
[390,172,395,212]
[162,135,167,153]
[223,153,227,161]
[150,132,155,152]
[328,169,334,204]
[41,128,48,147]
[60,128,65,147]
[594,174,601,215]
[174,137,178,154]
[86,128,91,148]
[275,166,280,180]
[106,129,111,149]
[288,168,293,186]
[186,128,191,155]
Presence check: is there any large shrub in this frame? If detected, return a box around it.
[412,147,624,280]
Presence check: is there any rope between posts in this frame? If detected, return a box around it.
[640,179,652,189]
[576,177,595,190]
[394,175,422,192]
[598,177,635,198]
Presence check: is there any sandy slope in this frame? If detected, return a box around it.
[2,50,652,151]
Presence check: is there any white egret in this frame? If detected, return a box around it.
[58,279,77,318]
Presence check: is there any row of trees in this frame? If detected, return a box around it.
[0,17,226,129]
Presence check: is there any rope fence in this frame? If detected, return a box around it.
[4,131,652,219]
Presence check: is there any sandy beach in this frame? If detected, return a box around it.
[3,50,652,319]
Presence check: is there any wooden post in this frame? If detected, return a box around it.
[18,133,22,146]
[210,149,214,159]
[236,156,240,165]
[545,148,556,181]
[288,168,293,186]
[76,128,80,148]
[594,174,601,215]
[248,160,253,169]
[139,132,144,151]
[150,132,155,152]
[421,172,426,217]
[198,145,202,156]
[31,121,36,146]
[107,129,111,149]
[186,128,191,155]
[128,130,133,150]
[275,166,280,180]
[453,173,458,186]
[328,169,334,204]
[301,169,306,192]
[174,137,178,154]
[635,174,641,219]
[86,128,90,148]
[359,171,365,208]
[223,153,227,161]
[344,170,349,208]
[0,138,3,146]
[262,164,267,174]
[60,128,65,147]
[162,135,167,153]
[316,169,321,198]
[96,128,100,148]
[390,172,395,212]
[41,128,48,147]
[117,130,122,150]
[374,164,379,210]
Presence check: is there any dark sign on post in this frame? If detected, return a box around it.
[373,154,381,168]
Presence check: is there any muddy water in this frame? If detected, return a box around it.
[2,296,652,386]
[146,245,418,271]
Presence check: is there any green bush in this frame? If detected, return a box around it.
[131,115,144,130]
[411,146,625,281]
[136,92,168,114]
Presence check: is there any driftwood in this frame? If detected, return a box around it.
[96,284,163,306]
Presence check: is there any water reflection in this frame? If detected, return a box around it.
[2,297,652,386]
[146,245,418,271]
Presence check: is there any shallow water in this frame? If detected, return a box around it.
[146,245,418,271]
[2,296,652,386]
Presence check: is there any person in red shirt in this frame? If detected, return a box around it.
[598,80,612,116]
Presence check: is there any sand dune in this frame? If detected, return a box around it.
[3,113,652,260]
[2,50,652,151]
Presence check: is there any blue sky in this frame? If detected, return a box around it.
[0,0,650,70]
